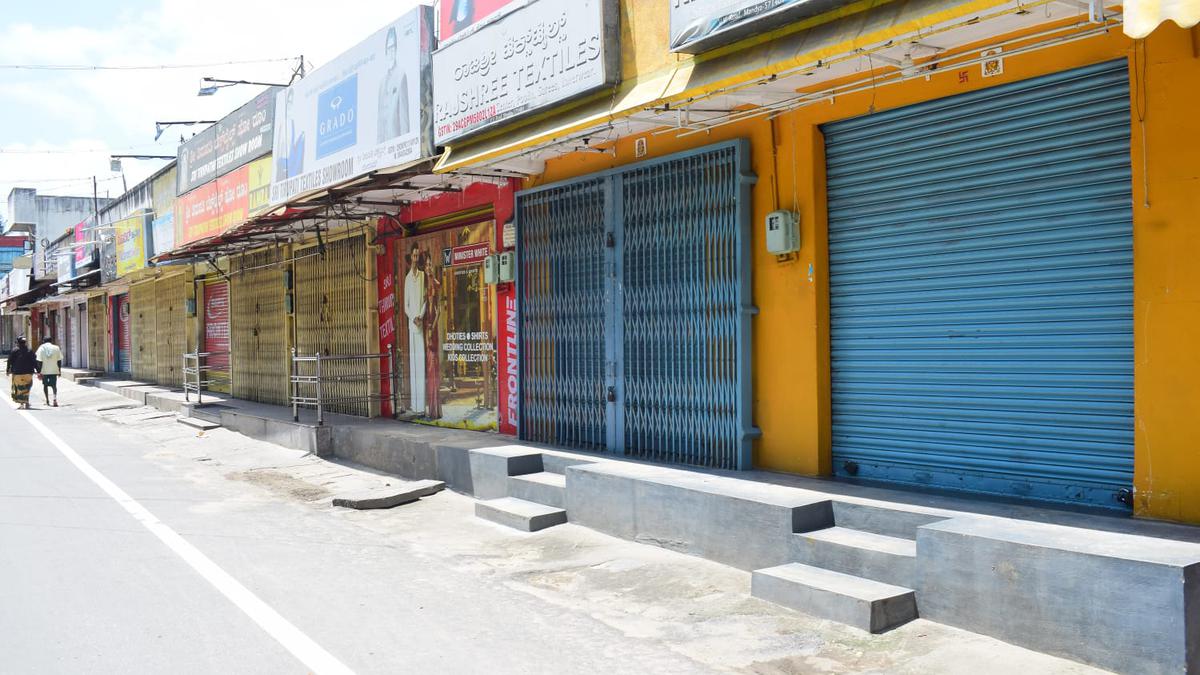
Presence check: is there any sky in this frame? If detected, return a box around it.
[0,0,424,212]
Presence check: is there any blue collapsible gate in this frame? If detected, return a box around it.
[517,141,756,469]
[822,60,1134,508]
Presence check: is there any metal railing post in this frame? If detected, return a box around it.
[183,353,189,402]
[197,353,204,406]
[291,348,298,422]
[315,351,324,426]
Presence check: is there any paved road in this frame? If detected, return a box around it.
[0,378,1105,675]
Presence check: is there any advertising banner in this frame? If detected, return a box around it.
[432,0,619,145]
[177,88,277,195]
[151,165,178,257]
[270,6,434,205]
[376,239,398,418]
[669,0,847,53]
[176,155,272,246]
[436,0,523,45]
[396,221,498,431]
[73,220,90,266]
[114,212,149,277]
[55,242,74,283]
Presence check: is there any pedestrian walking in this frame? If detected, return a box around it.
[35,335,62,407]
[5,337,38,409]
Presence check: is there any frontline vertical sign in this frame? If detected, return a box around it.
[432,0,619,145]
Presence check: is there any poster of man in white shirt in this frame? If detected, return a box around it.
[403,243,427,414]
[377,26,411,142]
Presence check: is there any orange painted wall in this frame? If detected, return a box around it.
[531,21,1200,522]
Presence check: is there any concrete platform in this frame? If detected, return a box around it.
[475,497,567,532]
[752,563,917,633]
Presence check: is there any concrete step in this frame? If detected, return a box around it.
[752,563,917,633]
[791,527,917,588]
[831,501,948,539]
[178,416,220,431]
[508,471,566,509]
[333,479,444,510]
[475,497,567,532]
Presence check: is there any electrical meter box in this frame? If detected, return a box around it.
[497,251,515,283]
[483,254,499,285]
[765,210,800,254]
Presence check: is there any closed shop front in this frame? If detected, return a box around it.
[294,233,375,417]
[112,293,131,373]
[517,141,755,470]
[130,280,157,382]
[88,295,107,370]
[155,273,187,386]
[231,249,289,405]
[823,60,1133,508]
[202,280,232,393]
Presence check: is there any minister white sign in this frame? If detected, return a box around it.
[433,0,618,145]
[270,6,433,205]
[670,0,845,53]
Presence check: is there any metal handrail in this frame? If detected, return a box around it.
[182,350,231,406]
[290,345,400,426]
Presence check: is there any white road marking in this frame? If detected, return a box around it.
[0,387,355,675]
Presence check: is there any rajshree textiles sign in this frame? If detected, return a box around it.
[270,6,434,205]
[432,0,620,145]
[176,156,272,246]
[669,0,849,53]
[177,88,277,195]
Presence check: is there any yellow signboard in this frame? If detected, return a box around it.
[114,213,147,276]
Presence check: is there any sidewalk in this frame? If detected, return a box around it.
[60,368,1200,674]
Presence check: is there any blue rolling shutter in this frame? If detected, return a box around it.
[517,141,755,469]
[822,60,1133,508]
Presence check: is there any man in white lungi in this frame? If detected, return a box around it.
[403,243,427,414]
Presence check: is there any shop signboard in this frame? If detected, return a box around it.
[177,88,277,195]
[55,241,74,283]
[669,0,848,53]
[436,0,523,45]
[176,155,272,246]
[114,212,150,277]
[270,6,434,205]
[433,0,619,145]
[395,221,499,431]
[151,165,178,257]
[73,220,90,266]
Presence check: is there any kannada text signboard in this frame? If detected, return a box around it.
[270,6,433,205]
[432,0,619,145]
[176,155,271,246]
[177,88,277,195]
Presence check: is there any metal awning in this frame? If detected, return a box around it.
[435,0,1122,175]
[52,268,100,289]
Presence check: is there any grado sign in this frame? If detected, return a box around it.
[432,0,618,145]
[270,6,433,205]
